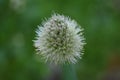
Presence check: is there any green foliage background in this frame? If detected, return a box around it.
[0,0,120,80]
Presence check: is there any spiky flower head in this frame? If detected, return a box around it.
[34,13,85,64]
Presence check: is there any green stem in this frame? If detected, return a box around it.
[61,64,78,80]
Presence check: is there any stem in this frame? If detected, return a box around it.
[61,64,78,80]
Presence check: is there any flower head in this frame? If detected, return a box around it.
[34,13,85,64]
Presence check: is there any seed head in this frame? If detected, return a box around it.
[34,13,85,64]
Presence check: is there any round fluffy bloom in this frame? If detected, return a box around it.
[34,13,85,64]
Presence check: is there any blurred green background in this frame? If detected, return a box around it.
[0,0,120,80]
